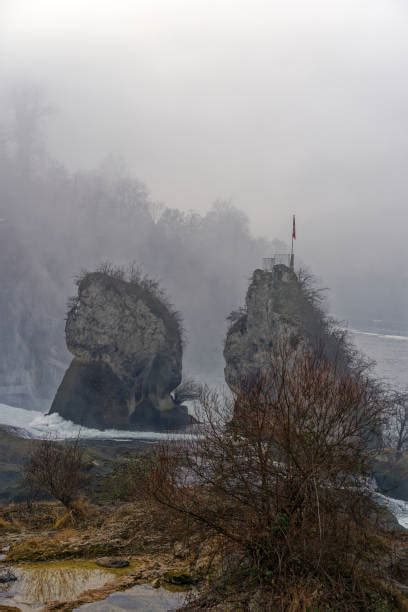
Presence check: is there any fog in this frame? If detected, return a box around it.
[0,0,407,407]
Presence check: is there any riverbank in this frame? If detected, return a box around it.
[2,394,408,609]
[1,494,408,611]
[0,499,201,610]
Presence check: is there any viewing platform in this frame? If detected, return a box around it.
[262,253,294,271]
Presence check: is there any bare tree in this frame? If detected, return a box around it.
[23,435,88,513]
[173,378,202,405]
[149,200,165,223]
[387,390,408,461]
[144,338,395,609]
[11,84,51,178]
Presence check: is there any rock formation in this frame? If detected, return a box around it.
[224,264,346,393]
[49,271,191,431]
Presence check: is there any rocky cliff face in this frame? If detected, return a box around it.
[224,265,345,393]
[49,272,191,431]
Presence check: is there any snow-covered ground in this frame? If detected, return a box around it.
[0,403,192,441]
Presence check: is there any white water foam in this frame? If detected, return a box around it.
[373,491,408,529]
[0,403,192,441]
[349,329,408,342]
[1,405,407,528]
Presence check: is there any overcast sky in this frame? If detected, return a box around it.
[1,0,407,322]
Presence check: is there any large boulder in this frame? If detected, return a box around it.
[49,271,191,431]
[224,265,347,393]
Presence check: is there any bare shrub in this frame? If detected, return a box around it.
[101,454,155,503]
[23,436,89,513]
[173,378,202,405]
[386,390,408,461]
[145,338,397,609]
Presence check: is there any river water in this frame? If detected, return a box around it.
[0,327,406,440]
[0,561,185,612]
[349,328,408,389]
[0,328,406,609]
[76,585,185,611]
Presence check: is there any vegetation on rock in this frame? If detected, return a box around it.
[50,267,193,431]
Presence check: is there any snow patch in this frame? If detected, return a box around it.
[349,329,408,342]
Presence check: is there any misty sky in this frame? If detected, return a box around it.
[1,0,407,323]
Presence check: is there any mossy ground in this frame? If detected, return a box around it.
[0,498,198,610]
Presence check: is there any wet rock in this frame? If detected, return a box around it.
[95,557,130,569]
[0,569,17,583]
[376,507,406,533]
[373,453,408,501]
[163,571,195,585]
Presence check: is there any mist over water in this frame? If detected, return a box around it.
[0,1,407,411]
[2,0,408,331]
[0,325,405,442]
[0,8,408,611]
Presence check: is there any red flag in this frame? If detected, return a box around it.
[292,215,296,240]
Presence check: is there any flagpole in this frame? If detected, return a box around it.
[290,215,295,270]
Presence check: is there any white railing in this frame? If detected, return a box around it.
[262,254,291,271]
